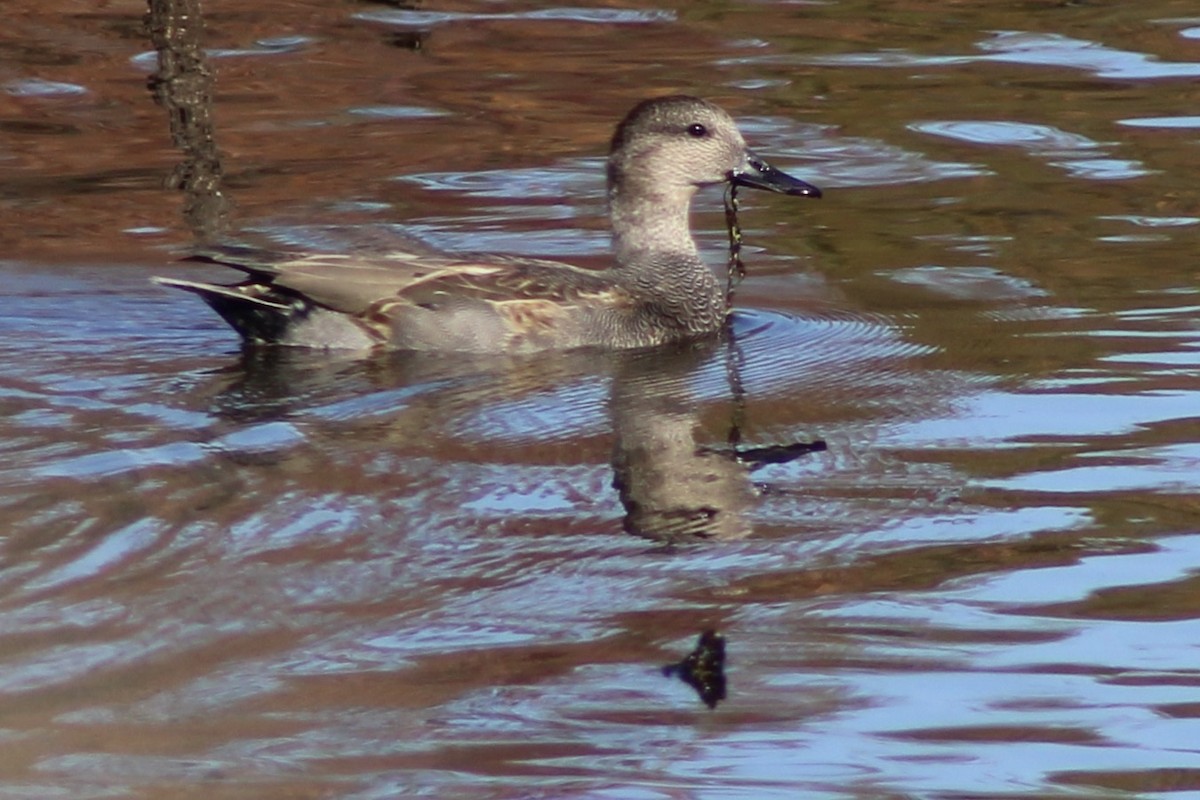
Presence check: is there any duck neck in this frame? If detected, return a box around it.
[609,183,698,264]
[607,182,723,331]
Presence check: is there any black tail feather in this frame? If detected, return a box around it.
[154,277,298,344]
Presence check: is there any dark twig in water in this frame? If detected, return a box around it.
[723,182,745,317]
[724,323,748,450]
[719,317,826,465]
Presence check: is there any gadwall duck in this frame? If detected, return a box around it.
[156,95,821,352]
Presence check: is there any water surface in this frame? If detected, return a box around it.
[2,0,1200,797]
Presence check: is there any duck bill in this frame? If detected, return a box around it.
[731,152,822,198]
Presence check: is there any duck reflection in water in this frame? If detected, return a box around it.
[210,336,824,543]
[611,341,825,541]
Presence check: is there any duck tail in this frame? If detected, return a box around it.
[153,277,298,344]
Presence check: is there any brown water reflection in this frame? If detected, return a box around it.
[3,0,1200,797]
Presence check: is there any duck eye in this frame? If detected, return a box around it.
[687,123,708,138]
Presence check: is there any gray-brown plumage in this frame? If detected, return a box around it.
[156,96,821,352]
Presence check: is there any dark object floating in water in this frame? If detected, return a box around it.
[733,438,828,468]
[662,629,727,709]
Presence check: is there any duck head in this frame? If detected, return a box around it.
[608,95,822,199]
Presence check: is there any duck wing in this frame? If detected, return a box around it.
[187,246,616,314]
[157,246,629,349]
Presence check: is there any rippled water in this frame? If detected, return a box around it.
[3,0,1200,797]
